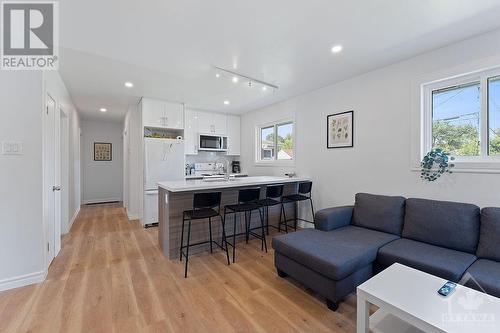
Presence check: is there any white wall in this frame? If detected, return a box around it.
[82,120,123,204]
[0,70,81,291]
[0,71,45,289]
[241,28,500,215]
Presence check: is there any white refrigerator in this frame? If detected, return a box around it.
[143,138,185,226]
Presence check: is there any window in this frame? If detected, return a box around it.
[488,76,500,156]
[432,82,480,156]
[423,68,500,162]
[260,126,275,160]
[257,120,294,163]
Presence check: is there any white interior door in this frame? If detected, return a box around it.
[44,94,57,266]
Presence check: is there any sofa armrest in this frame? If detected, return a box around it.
[314,206,354,231]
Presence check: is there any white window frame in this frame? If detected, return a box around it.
[421,66,500,171]
[255,119,295,166]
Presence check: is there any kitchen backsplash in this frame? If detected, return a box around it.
[186,151,236,165]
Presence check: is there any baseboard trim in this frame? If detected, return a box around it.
[0,270,47,292]
[67,207,80,233]
[83,197,122,205]
[127,212,140,221]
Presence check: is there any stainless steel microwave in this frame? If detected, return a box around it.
[198,134,228,151]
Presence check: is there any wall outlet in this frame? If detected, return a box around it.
[1,141,23,155]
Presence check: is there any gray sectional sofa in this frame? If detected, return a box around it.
[272,193,500,311]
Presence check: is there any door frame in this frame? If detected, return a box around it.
[42,92,62,270]
[42,92,57,270]
[60,107,70,234]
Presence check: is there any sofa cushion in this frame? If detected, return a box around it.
[352,193,406,235]
[476,208,500,261]
[377,238,477,282]
[272,226,399,281]
[463,259,500,298]
[402,198,480,254]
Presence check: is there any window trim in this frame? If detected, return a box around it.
[255,118,295,166]
[421,66,500,166]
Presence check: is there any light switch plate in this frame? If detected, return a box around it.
[1,141,23,155]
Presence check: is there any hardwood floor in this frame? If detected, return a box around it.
[0,203,358,332]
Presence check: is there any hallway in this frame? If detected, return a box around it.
[0,204,357,333]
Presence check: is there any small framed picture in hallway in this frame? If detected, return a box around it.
[94,142,112,161]
[327,111,354,149]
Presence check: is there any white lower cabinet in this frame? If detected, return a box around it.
[143,190,158,225]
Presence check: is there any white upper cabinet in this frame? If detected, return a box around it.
[196,111,212,134]
[197,111,227,135]
[141,98,164,128]
[212,113,227,135]
[161,107,237,155]
[184,109,198,155]
[226,115,241,156]
[141,98,184,129]
[164,101,184,129]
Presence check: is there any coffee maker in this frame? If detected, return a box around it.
[231,161,241,174]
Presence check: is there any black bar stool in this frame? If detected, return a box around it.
[257,184,285,235]
[224,188,267,262]
[281,181,315,231]
[180,192,230,278]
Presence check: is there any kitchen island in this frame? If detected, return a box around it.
[157,176,310,259]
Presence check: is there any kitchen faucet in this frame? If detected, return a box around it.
[216,157,230,180]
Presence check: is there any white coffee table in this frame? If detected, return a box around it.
[356,263,500,333]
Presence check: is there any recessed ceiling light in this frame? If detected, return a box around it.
[331,45,343,53]
[232,76,239,83]
[223,100,230,105]
[100,108,107,112]
[124,81,134,88]
[262,86,267,91]
[215,73,220,78]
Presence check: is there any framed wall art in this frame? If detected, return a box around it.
[327,111,353,149]
[94,142,112,161]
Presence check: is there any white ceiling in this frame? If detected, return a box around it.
[59,0,500,121]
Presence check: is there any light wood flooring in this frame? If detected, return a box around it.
[0,203,359,332]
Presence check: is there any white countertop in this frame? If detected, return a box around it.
[185,173,248,180]
[158,176,310,192]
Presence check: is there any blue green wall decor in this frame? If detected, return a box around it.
[421,149,455,181]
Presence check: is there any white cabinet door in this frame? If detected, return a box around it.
[142,98,184,129]
[197,111,214,134]
[226,115,240,155]
[164,101,184,129]
[197,111,227,134]
[143,190,158,225]
[184,109,198,155]
[212,113,227,135]
[142,98,166,128]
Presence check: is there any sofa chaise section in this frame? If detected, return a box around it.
[272,193,405,310]
[273,226,399,280]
